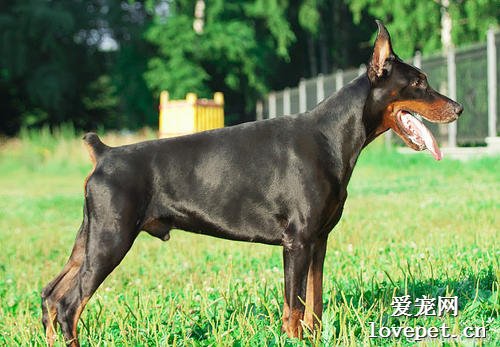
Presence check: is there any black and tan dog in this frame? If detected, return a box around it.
[41,21,462,346]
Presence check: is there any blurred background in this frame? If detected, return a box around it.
[1,0,498,136]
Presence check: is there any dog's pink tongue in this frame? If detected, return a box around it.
[401,112,442,160]
[426,140,442,160]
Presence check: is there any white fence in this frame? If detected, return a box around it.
[257,29,499,147]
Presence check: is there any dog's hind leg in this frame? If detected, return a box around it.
[42,182,139,346]
[41,215,89,346]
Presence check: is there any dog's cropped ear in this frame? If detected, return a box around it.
[368,20,395,82]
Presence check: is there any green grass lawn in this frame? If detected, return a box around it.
[0,130,498,346]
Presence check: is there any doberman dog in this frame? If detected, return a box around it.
[41,21,462,346]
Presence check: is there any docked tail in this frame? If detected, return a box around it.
[82,132,109,165]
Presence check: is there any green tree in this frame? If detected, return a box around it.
[144,0,376,124]
[450,0,499,47]
[289,0,375,77]
[348,0,499,58]
[143,0,295,123]
[0,0,119,133]
[105,0,157,129]
[2,0,496,134]
[0,1,159,134]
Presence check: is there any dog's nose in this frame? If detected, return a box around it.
[454,103,463,115]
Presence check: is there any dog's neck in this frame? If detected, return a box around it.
[313,74,377,138]
[311,75,381,182]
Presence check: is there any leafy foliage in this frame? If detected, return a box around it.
[0,0,498,134]
[348,0,499,58]
[450,0,499,47]
[0,1,100,132]
[144,0,295,122]
[0,0,153,134]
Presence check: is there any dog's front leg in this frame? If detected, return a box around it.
[282,240,311,339]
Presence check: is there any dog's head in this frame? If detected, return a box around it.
[366,21,463,160]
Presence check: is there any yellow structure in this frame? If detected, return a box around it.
[159,91,224,138]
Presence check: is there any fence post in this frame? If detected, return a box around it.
[299,79,307,113]
[413,51,422,68]
[284,88,291,115]
[335,69,343,92]
[256,100,263,120]
[447,48,457,147]
[316,74,325,103]
[487,27,497,137]
[269,92,276,119]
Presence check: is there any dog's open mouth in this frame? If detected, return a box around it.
[397,110,442,160]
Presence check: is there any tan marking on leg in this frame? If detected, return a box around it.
[45,303,58,347]
[65,336,79,347]
[43,241,84,346]
[304,262,315,330]
[71,296,90,344]
[42,239,84,299]
[286,309,304,339]
[43,262,82,346]
[52,266,79,300]
[52,241,85,300]
[281,293,290,332]
[304,262,323,336]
